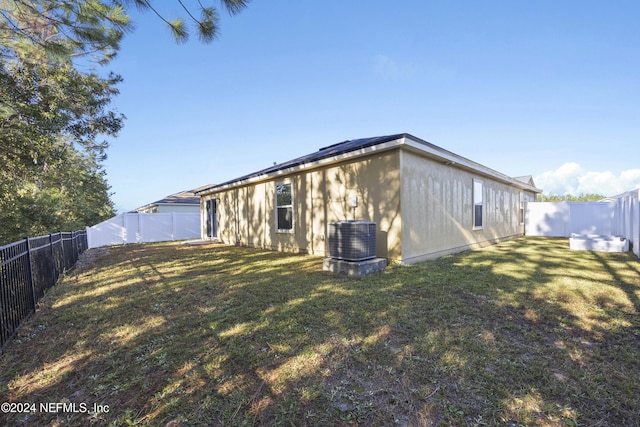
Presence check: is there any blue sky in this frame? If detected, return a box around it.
[103,0,640,212]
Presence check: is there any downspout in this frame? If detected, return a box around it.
[309,173,314,255]
[235,188,241,245]
[323,169,329,257]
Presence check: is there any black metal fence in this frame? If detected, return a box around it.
[0,230,88,352]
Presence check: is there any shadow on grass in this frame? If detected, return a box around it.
[1,237,639,426]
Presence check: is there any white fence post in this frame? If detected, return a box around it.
[172,212,176,240]
[122,213,126,243]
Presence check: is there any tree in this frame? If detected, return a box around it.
[0,57,123,244]
[1,1,127,244]
[0,57,121,244]
[0,0,130,64]
[1,0,250,63]
[0,139,115,244]
[124,0,250,43]
[0,0,250,244]
[537,193,606,202]
[0,59,124,169]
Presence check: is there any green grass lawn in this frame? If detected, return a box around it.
[1,237,639,426]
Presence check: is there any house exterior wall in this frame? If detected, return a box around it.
[399,149,536,263]
[200,150,402,259]
[200,144,537,264]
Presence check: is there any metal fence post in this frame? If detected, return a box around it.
[74,231,79,261]
[49,234,57,281]
[24,237,36,312]
[59,232,66,272]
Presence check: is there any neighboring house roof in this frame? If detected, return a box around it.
[514,175,537,187]
[195,133,541,196]
[136,186,214,212]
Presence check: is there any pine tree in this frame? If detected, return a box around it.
[1,1,250,244]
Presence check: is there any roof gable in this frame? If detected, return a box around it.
[513,175,536,187]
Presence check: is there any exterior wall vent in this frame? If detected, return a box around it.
[328,221,376,261]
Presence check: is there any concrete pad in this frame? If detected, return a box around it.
[322,257,387,277]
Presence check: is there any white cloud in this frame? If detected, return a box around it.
[535,163,640,196]
[375,55,416,80]
[534,162,581,195]
[621,168,640,184]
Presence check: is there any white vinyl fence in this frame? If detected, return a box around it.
[614,189,640,258]
[525,189,639,258]
[525,202,615,237]
[87,212,201,249]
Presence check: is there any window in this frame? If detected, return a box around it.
[276,182,293,232]
[473,179,483,229]
[519,192,525,224]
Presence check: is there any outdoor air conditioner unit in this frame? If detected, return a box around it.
[328,221,376,261]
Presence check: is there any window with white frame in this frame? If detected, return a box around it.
[473,179,483,229]
[276,182,293,232]
[519,192,525,224]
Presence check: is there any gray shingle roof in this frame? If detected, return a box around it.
[195,133,541,195]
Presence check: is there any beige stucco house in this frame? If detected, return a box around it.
[196,133,541,264]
